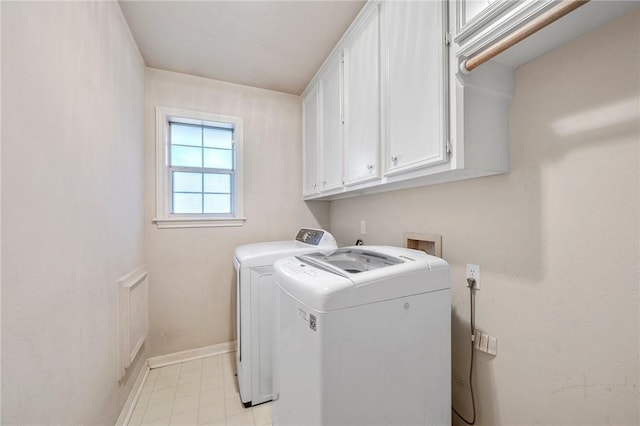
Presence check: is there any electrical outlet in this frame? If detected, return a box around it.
[466,264,480,289]
[474,331,497,356]
[360,220,366,235]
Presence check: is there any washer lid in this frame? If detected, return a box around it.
[298,248,403,277]
[275,246,450,311]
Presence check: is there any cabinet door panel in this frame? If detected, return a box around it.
[319,55,343,191]
[302,84,319,197]
[343,6,380,186]
[385,0,447,176]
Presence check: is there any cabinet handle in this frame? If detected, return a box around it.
[313,183,317,189]
[366,164,374,170]
[390,155,398,162]
[322,180,327,185]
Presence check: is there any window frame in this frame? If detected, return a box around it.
[154,106,245,229]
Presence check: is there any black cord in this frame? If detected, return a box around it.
[452,279,477,425]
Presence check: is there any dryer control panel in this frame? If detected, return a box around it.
[295,228,327,246]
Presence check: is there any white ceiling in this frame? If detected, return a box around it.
[118,0,365,95]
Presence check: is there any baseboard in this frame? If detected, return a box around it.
[115,362,150,426]
[147,341,236,369]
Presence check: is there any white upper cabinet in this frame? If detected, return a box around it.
[318,54,343,192]
[343,4,381,186]
[302,83,320,197]
[383,0,448,177]
[302,55,344,197]
[452,0,635,67]
[300,0,634,200]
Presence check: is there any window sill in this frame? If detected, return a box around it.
[152,216,246,229]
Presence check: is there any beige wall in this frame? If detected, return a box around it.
[329,8,640,426]
[144,68,329,357]
[1,2,636,424]
[1,1,146,424]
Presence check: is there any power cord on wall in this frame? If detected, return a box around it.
[452,277,477,425]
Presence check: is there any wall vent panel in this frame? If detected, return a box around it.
[118,267,148,379]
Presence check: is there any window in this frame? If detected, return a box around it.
[169,122,234,214]
[154,107,244,228]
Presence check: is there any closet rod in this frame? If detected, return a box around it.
[460,0,590,74]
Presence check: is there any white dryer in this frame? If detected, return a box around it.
[233,228,337,407]
[272,246,451,426]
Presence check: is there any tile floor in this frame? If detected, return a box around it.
[128,352,272,426]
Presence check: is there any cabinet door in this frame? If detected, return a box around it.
[384,0,448,176]
[319,54,344,191]
[302,84,319,197]
[343,5,380,186]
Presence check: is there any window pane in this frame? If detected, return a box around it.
[171,145,202,167]
[204,148,233,169]
[204,174,230,194]
[173,193,202,214]
[171,123,202,147]
[204,194,231,214]
[173,172,202,193]
[204,127,233,149]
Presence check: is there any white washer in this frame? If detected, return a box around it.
[233,228,337,407]
[272,246,451,426]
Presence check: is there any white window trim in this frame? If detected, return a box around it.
[153,106,245,229]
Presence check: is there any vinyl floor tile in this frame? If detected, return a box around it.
[128,352,270,426]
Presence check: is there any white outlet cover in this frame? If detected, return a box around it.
[466,264,480,289]
[487,336,498,356]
